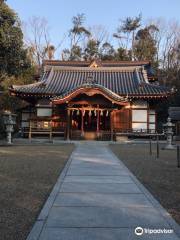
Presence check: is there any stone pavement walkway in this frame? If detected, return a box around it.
[27,142,180,240]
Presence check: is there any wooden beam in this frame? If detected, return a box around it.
[68,107,118,111]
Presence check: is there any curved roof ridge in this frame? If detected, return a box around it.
[11,68,54,91]
[11,80,46,90]
[43,60,150,66]
[45,65,143,72]
[52,82,127,102]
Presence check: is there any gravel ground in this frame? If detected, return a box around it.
[0,144,74,240]
[110,143,180,225]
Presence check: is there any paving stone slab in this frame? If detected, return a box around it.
[54,193,152,208]
[70,156,120,165]
[64,175,133,183]
[71,157,123,167]
[67,167,127,176]
[39,227,179,240]
[60,182,141,194]
[46,206,170,228]
[26,220,44,240]
[68,163,124,169]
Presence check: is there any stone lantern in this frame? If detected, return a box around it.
[163,117,176,150]
[2,111,17,144]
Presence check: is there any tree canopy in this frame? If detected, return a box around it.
[134,25,159,63]
[0,1,30,76]
[0,3,180,112]
[0,1,34,112]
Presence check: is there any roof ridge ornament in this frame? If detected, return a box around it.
[89,59,102,68]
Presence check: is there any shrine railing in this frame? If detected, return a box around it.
[21,118,66,140]
[113,129,165,141]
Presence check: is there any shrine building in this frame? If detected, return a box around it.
[9,60,173,140]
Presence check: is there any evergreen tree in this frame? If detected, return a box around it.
[114,48,131,61]
[100,42,115,60]
[134,25,158,64]
[0,1,33,112]
[83,39,100,60]
[70,45,82,60]
[69,14,90,60]
[113,14,141,59]
[0,0,30,76]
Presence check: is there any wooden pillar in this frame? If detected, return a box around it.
[29,120,32,142]
[81,109,84,136]
[110,111,114,141]
[66,108,70,140]
[49,120,52,141]
[97,107,100,137]
[147,103,149,133]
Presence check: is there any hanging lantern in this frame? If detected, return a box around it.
[94,110,97,116]
[77,109,80,116]
[100,110,103,116]
[106,110,109,117]
[83,110,86,116]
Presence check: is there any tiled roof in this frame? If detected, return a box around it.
[10,63,172,98]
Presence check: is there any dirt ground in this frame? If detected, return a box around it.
[0,144,74,240]
[110,143,180,226]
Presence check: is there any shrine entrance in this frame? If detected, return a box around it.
[70,106,111,140]
[83,110,98,131]
[52,84,128,140]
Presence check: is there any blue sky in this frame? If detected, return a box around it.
[7,0,180,51]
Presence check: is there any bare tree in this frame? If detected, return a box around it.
[88,25,109,46]
[23,16,56,66]
[145,18,180,93]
